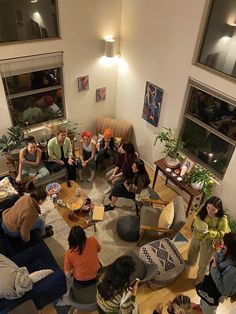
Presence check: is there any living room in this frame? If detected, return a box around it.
[0,0,236,313]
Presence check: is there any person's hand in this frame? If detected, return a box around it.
[154,303,163,314]
[16,175,22,183]
[82,160,87,167]
[68,157,74,165]
[124,180,129,190]
[130,280,139,296]
[57,160,64,165]
[108,174,115,181]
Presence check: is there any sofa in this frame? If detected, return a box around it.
[0,242,67,314]
[96,116,133,143]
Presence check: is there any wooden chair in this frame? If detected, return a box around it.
[137,196,186,246]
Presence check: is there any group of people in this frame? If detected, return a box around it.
[3,125,236,313]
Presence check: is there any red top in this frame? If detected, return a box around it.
[64,237,101,281]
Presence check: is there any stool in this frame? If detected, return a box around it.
[116,215,140,242]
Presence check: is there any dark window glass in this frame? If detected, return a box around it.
[3,68,62,94]
[181,119,234,177]
[198,0,236,79]
[8,88,64,127]
[187,87,236,141]
[0,0,59,44]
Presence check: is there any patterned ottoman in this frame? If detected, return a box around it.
[116,215,140,242]
[139,238,185,288]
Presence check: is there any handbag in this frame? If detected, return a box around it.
[195,273,221,306]
[120,290,139,314]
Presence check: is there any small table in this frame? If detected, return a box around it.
[152,158,203,216]
[54,181,96,230]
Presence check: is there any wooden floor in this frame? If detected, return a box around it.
[38,165,235,314]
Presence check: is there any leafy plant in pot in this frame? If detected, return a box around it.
[154,127,184,168]
[189,165,214,200]
[60,120,81,141]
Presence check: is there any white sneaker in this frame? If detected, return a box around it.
[104,186,112,194]
[86,176,94,182]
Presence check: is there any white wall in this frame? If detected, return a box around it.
[0,0,121,172]
[116,0,236,214]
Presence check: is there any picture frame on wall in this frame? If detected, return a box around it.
[142,81,163,127]
[181,157,195,174]
[78,75,89,92]
[96,87,106,102]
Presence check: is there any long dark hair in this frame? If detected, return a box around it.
[122,142,135,157]
[133,159,150,188]
[68,226,87,255]
[197,196,225,220]
[223,232,236,262]
[97,255,136,300]
[30,188,47,202]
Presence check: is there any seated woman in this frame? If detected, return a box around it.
[64,226,101,300]
[96,128,118,168]
[16,140,49,189]
[97,255,138,314]
[76,131,96,182]
[1,187,53,242]
[105,142,137,194]
[104,159,150,211]
[47,127,76,181]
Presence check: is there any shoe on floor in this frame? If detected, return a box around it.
[78,177,84,182]
[43,228,54,238]
[104,186,112,194]
[86,176,94,182]
[104,204,115,212]
[45,225,53,231]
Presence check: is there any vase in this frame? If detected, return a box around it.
[164,155,179,168]
[191,181,203,190]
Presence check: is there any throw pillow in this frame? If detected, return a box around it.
[0,177,18,196]
[158,201,174,229]
[115,137,122,146]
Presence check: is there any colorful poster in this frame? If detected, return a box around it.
[142,81,163,127]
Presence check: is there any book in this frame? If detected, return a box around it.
[92,206,105,221]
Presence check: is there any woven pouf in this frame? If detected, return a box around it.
[139,238,185,288]
[116,215,140,242]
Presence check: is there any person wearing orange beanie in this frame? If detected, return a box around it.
[77,131,96,182]
[96,129,118,172]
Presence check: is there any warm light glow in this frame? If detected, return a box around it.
[100,56,118,66]
[104,35,115,41]
[31,0,38,3]
[118,57,128,74]
[227,16,236,26]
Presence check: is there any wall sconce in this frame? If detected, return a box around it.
[104,38,116,57]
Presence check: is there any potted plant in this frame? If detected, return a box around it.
[154,127,184,167]
[189,165,214,200]
[60,120,81,141]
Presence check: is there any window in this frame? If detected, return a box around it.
[197,0,236,80]
[0,0,59,44]
[0,52,65,128]
[180,79,236,179]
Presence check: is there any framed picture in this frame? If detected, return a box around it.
[142,81,163,127]
[96,87,106,102]
[78,75,89,92]
[181,157,195,174]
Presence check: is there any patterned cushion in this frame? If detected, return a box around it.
[139,238,185,288]
[0,177,18,196]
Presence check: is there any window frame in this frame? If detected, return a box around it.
[0,0,60,45]
[179,78,236,179]
[194,0,236,83]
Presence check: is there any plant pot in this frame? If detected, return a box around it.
[164,155,179,168]
[191,181,203,190]
[39,139,47,148]
[9,148,21,161]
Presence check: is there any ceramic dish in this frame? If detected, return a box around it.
[194,220,209,233]
[0,190,8,199]
[177,176,183,181]
[46,182,61,195]
[166,168,172,172]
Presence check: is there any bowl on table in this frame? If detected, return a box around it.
[46,182,61,195]
[66,197,84,212]
[0,189,8,199]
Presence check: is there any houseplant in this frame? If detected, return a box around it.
[188,165,214,200]
[154,127,184,167]
[60,120,81,141]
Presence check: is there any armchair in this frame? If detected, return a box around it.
[138,196,186,246]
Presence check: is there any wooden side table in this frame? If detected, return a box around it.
[152,158,203,216]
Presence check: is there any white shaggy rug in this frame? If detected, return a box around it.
[40,174,139,268]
